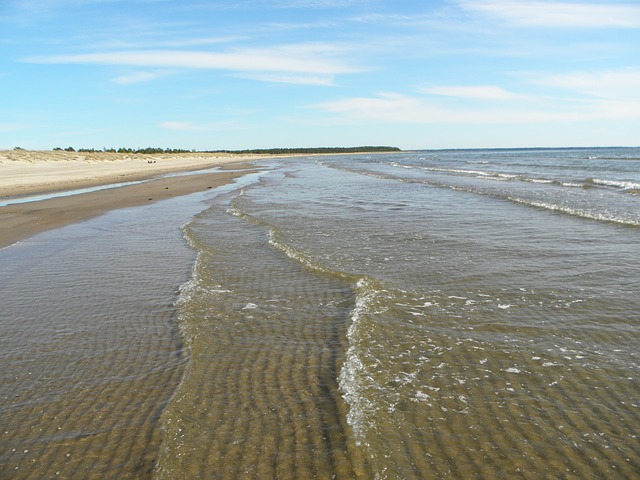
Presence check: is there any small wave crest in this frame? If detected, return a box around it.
[267,228,359,282]
[506,197,640,226]
[388,162,574,187]
[591,178,640,191]
[338,277,383,445]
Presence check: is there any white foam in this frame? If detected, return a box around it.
[593,178,640,190]
[414,391,433,405]
[338,277,380,445]
[506,196,640,226]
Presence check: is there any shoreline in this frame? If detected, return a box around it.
[0,149,267,197]
[0,150,266,248]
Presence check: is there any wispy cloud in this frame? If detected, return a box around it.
[234,73,337,86]
[531,69,640,119]
[420,85,529,101]
[112,70,172,85]
[311,92,551,123]
[459,1,640,28]
[160,120,240,131]
[535,70,640,99]
[23,43,359,83]
[312,86,640,124]
[313,92,419,118]
[352,13,434,26]
[99,36,247,50]
[255,0,368,7]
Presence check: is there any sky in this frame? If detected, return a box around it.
[1,0,639,150]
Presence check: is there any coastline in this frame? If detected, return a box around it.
[0,150,264,248]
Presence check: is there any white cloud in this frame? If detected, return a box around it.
[421,85,529,101]
[531,70,640,119]
[536,70,640,99]
[313,92,489,123]
[160,120,240,131]
[23,43,359,84]
[112,70,171,85]
[591,99,640,120]
[459,1,640,28]
[26,49,346,73]
[99,36,247,50]
[234,72,336,86]
[248,0,367,7]
[312,89,640,124]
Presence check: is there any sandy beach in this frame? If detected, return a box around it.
[0,150,264,248]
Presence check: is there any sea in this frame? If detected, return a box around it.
[1,147,639,479]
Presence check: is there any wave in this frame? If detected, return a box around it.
[158,197,368,478]
[267,228,359,282]
[224,185,376,455]
[506,197,640,227]
[590,178,640,191]
[586,156,640,161]
[386,160,640,195]
[338,277,381,446]
[225,189,412,472]
[337,277,427,476]
[322,160,640,227]
[386,161,581,187]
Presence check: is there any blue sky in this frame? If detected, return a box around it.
[1,0,639,150]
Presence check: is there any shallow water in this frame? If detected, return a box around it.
[162,148,640,479]
[1,149,639,479]
[0,189,230,478]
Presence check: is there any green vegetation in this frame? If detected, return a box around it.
[110,147,196,154]
[210,146,401,155]
[50,146,400,155]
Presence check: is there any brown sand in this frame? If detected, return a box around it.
[0,150,265,248]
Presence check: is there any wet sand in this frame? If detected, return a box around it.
[0,150,263,248]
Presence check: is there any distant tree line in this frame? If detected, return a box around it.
[53,147,196,154]
[51,146,401,155]
[208,146,401,155]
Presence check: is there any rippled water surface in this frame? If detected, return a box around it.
[0,195,212,478]
[2,148,639,479]
[158,148,640,479]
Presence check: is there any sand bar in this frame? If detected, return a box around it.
[0,150,267,248]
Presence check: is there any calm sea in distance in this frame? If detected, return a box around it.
[1,147,639,479]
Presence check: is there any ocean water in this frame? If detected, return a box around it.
[158,148,640,479]
[2,148,639,479]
